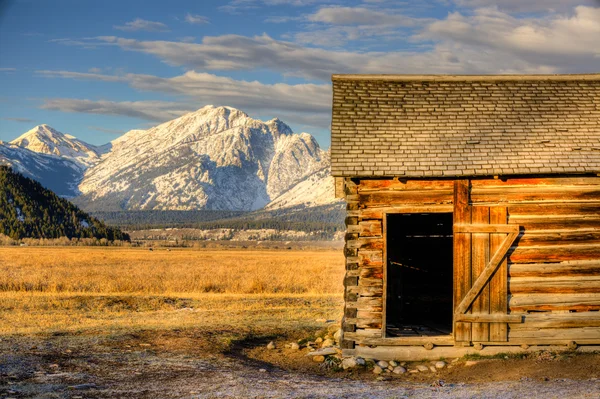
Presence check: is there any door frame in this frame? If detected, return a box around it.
[382,205,454,339]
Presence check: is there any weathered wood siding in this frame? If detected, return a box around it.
[342,176,600,348]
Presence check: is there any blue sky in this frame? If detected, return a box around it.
[1,0,599,148]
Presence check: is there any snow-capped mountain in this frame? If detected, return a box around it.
[0,142,82,197]
[75,105,333,211]
[10,124,101,169]
[264,162,336,210]
[2,106,339,211]
[96,128,146,156]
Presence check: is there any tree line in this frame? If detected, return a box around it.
[0,166,129,241]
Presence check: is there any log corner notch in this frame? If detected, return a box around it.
[341,178,359,350]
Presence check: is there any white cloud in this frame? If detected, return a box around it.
[454,0,599,13]
[420,6,600,70]
[40,99,191,122]
[309,6,419,26]
[0,67,16,72]
[114,18,169,32]
[185,13,209,24]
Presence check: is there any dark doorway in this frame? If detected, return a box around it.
[386,213,453,337]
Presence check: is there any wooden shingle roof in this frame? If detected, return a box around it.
[331,74,600,178]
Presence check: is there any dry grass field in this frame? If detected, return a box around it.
[2,247,600,398]
[0,247,345,336]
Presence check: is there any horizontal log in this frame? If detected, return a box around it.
[509,243,600,263]
[359,220,383,237]
[515,231,600,247]
[344,334,454,346]
[358,250,383,266]
[454,314,523,323]
[510,293,600,312]
[358,179,454,192]
[516,311,600,329]
[510,276,600,294]
[360,205,453,219]
[346,225,360,234]
[509,260,600,278]
[507,203,600,217]
[509,327,600,340]
[346,286,384,297]
[358,277,383,287]
[345,238,384,250]
[356,297,383,307]
[471,185,600,204]
[359,267,383,279]
[471,177,600,188]
[509,216,600,231]
[346,343,600,361]
[352,327,382,338]
[344,317,383,329]
[356,311,382,320]
[359,190,453,207]
[454,224,520,233]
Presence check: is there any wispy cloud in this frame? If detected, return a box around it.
[0,67,17,72]
[219,0,326,13]
[35,70,332,128]
[40,99,190,122]
[114,18,169,32]
[308,6,421,26]
[37,70,123,82]
[2,117,35,123]
[184,13,209,24]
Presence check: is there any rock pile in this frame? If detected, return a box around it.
[266,323,453,377]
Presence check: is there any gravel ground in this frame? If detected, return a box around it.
[2,335,599,399]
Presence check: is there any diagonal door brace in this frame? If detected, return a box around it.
[454,224,520,316]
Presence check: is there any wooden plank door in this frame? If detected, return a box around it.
[453,180,520,343]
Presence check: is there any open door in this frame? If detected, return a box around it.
[453,181,520,343]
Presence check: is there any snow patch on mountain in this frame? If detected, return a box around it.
[10,124,100,169]
[76,105,332,211]
[3,107,339,212]
[0,143,83,197]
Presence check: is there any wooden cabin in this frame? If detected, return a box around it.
[331,74,600,360]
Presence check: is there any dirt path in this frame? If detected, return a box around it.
[2,334,600,398]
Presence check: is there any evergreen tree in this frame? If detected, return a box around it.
[0,166,129,241]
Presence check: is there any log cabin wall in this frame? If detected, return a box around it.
[331,74,600,350]
[341,175,600,349]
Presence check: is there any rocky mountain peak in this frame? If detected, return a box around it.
[10,124,100,169]
[2,106,338,212]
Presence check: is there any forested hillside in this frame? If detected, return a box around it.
[0,166,129,241]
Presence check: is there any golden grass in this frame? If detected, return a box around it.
[0,247,344,294]
[0,247,345,336]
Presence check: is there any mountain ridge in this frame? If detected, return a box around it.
[1,106,339,212]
